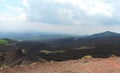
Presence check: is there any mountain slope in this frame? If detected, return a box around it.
[90,31,120,38]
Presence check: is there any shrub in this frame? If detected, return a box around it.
[81,55,93,60]
[110,54,117,58]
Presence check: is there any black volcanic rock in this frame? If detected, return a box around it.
[0,48,25,67]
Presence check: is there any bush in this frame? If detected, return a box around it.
[110,54,117,58]
[81,55,93,60]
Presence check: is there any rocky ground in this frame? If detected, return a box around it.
[1,57,120,73]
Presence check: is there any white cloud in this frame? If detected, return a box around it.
[0,5,26,21]
[57,8,74,23]
[54,0,67,4]
[72,20,81,25]
[1,0,120,34]
[22,0,30,8]
[17,21,120,35]
[0,21,27,32]
[0,13,26,21]
[55,0,114,17]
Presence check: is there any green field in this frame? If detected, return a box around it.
[0,39,9,46]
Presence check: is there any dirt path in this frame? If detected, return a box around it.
[1,57,120,73]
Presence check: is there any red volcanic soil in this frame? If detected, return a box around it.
[1,57,120,73]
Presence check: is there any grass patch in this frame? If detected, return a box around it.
[0,39,9,46]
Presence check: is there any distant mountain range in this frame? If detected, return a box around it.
[0,31,120,41]
[45,31,120,43]
[0,32,73,41]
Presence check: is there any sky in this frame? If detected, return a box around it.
[0,0,120,35]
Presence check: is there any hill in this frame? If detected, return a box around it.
[90,31,120,38]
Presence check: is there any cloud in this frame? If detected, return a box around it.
[0,5,26,21]
[54,0,115,16]
[26,0,120,25]
[0,0,28,21]
[24,0,120,34]
[0,0,28,32]
[22,0,30,8]
[15,21,120,35]
[27,0,73,24]
[0,21,27,32]
[1,0,120,34]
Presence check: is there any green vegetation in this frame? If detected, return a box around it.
[0,39,9,46]
[0,38,15,46]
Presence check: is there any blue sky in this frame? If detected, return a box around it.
[0,0,120,35]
